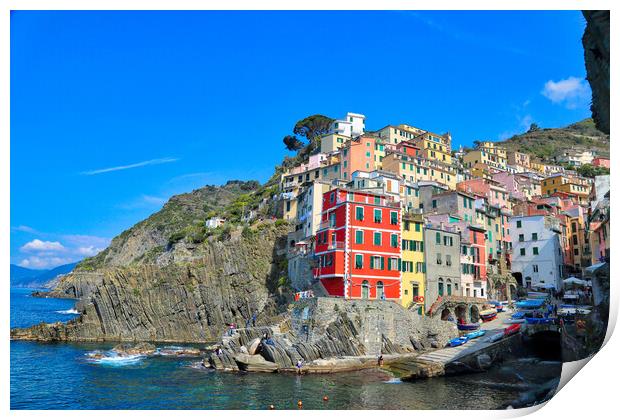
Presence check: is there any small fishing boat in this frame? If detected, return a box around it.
[504,318,526,324]
[511,311,526,319]
[448,336,469,347]
[504,324,521,337]
[481,314,497,322]
[457,322,480,331]
[488,301,504,312]
[525,317,555,325]
[515,299,545,309]
[488,332,504,343]
[465,330,486,340]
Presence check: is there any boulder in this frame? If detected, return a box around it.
[247,338,261,355]
[234,353,278,373]
[112,342,156,356]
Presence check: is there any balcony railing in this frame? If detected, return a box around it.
[328,241,346,250]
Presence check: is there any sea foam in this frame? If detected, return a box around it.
[56,308,79,315]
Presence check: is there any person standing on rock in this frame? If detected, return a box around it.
[377,354,384,366]
[296,359,303,374]
[252,312,257,327]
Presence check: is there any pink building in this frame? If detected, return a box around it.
[592,157,610,168]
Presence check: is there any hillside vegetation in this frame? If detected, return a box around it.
[499,118,609,160]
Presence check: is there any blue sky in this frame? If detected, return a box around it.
[11,10,592,268]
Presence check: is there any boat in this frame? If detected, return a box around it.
[457,322,480,331]
[511,311,526,319]
[504,324,521,337]
[481,314,497,322]
[525,317,555,325]
[465,330,486,340]
[480,308,497,316]
[448,336,469,347]
[504,318,526,324]
[488,301,504,312]
[515,299,545,309]
[488,332,504,343]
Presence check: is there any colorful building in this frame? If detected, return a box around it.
[313,188,402,300]
[382,152,457,189]
[400,212,426,309]
[592,157,610,168]
[463,142,508,171]
[423,224,462,311]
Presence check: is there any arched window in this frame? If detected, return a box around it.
[361,280,370,299]
[376,281,384,300]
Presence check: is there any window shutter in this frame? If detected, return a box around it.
[380,257,385,270]
[370,257,374,269]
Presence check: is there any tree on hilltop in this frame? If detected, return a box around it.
[283,135,304,151]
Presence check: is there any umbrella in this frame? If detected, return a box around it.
[563,277,587,286]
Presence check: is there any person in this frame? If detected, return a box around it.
[296,359,303,374]
[215,346,223,357]
[377,354,384,366]
[252,312,257,327]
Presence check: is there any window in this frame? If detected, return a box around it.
[373,232,382,246]
[374,196,381,205]
[330,192,335,203]
[374,209,382,223]
[329,212,336,228]
[432,199,437,208]
[391,234,398,248]
[446,255,452,266]
[370,256,384,270]
[532,233,538,241]
[355,230,364,244]
[520,248,526,256]
[533,264,539,273]
[518,234,524,242]
[533,247,539,255]
[390,211,398,225]
[415,222,421,232]
[355,254,363,269]
[516,220,522,228]
[436,232,441,244]
[436,253,442,264]
[355,207,364,221]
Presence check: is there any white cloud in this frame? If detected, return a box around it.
[76,246,104,257]
[20,239,65,253]
[81,157,179,176]
[541,77,590,109]
[20,256,74,269]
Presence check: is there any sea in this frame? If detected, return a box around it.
[10,287,562,410]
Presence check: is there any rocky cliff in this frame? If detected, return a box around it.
[207,298,458,372]
[12,197,293,342]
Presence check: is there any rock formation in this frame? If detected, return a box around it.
[11,220,292,343]
[583,11,610,134]
[206,297,458,372]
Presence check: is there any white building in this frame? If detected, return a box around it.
[205,217,226,229]
[331,112,366,138]
[556,148,595,167]
[510,215,564,290]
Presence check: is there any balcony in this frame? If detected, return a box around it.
[327,241,346,250]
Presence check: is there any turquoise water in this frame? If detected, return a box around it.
[10,288,560,409]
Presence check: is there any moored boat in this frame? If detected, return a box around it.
[465,330,486,340]
[503,318,526,324]
[525,317,555,325]
[457,322,480,331]
[448,336,469,347]
[488,332,504,342]
[504,323,521,337]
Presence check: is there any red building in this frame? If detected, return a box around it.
[592,157,610,168]
[313,187,402,300]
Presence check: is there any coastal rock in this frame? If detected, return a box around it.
[11,221,292,343]
[113,342,156,356]
[234,354,278,373]
[247,338,261,355]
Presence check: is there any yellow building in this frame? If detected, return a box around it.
[463,142,508,171]
[375,125,452,165]
[319,133,350,154]
[382,152,457,190]
[401,212,425,311]
[530,161,564,175]
[542,174,591,203]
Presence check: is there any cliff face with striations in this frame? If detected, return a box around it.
[11,180,293,343]
[582,11,610,135]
